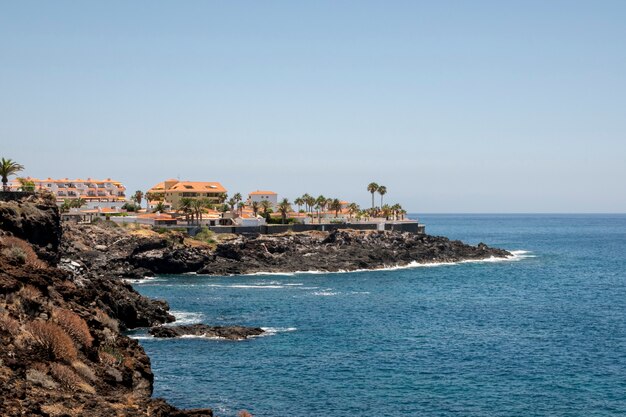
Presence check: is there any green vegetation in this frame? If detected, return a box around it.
[0,158,25,191]
[132,190,144,207]
[192,226,215,244]
[277,198,292,224]
[61,198,87,213]
[17,177,35,192]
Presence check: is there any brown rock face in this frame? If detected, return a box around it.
[0,197,212,417]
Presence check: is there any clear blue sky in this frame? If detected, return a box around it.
[1,1,624,212]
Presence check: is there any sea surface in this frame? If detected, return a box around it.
[131,214,626,416]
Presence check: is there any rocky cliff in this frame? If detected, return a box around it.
[0,196,212,416]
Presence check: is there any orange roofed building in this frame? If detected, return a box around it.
[147,179,227,209]
[8,177,126,205]
[247,190,278,208]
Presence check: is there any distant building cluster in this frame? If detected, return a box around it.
[7,177,126,205]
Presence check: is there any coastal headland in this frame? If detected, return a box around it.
[1,195,510,416]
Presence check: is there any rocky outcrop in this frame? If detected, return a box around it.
[0,193,62,264]
[196,230,512,275]
[0,197,212,416]
[149,324,264,340]
[60,223,512,278]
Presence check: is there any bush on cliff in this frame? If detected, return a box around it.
[53,308,94,348]
[28,320,78,362]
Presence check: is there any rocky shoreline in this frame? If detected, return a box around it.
[60,221,511,278]
[1,196,511,416]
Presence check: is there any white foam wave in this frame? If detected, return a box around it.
[169,310,204,325]
[125,277,165,284]
[312,291,338,296]
[270,250,535,275]
[228,285,286,289]
[244,271,296,276]
[260,327,297,336]
[129,335,154,340]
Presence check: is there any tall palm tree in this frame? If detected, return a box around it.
[315,195,327,223]
[330,198,342,218]
[237,201,245,215]
[378,185,387,207]
[277,198,292,224]
[0,158,25,191]
[217,193,228,204]
[294,197,304,212]
[301,193,312,211]
[233,193,242,203]
[227,198,237,214]
[367,182,379,209]
[178,198,193,223]
[305,195,316,213]
[133,190,144,207]
[251,201,260,217]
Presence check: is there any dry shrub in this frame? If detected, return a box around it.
[26,368,58,389]
[0,236,46,268]
[95,308,119,332]
[53,308,93,348]
[0,314,20,336]
[19,284,42,300]
[72,360,96,383]
[50,362,95,394]
[98,351,119,367]
[28,320,78,362]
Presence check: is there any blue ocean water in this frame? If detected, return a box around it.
[132,214,626,417]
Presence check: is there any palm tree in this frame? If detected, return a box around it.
[294,197,304,212]
[133,190,144,207]
[251,201,260,217]
[233,193,242,203]
[190,199,211,224]
[60,199,72,213]
[0,158,25,191]
[378,185,387,207]
[367,182,379,209]
[71,197,86,208]
[391,203,402,220]
[301,193,312,211]
[277,198,292,224]
[237,201,245,215]
[178,198,193,223]
[305,195,316,213]
[330,198,342,218]
[381,204,391,220]
[260,200,272,217]
[217,193,228,204]
[347,203,360,220]
[315,195,326,223]
[154,201,167,213]
[227,198,237,214]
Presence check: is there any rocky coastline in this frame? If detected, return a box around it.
[60,221,511,278]
[1,195,511,416]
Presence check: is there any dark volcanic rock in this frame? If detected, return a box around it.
[0,194,62,264]
[150,324,265,340]
[0,198,212,416]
